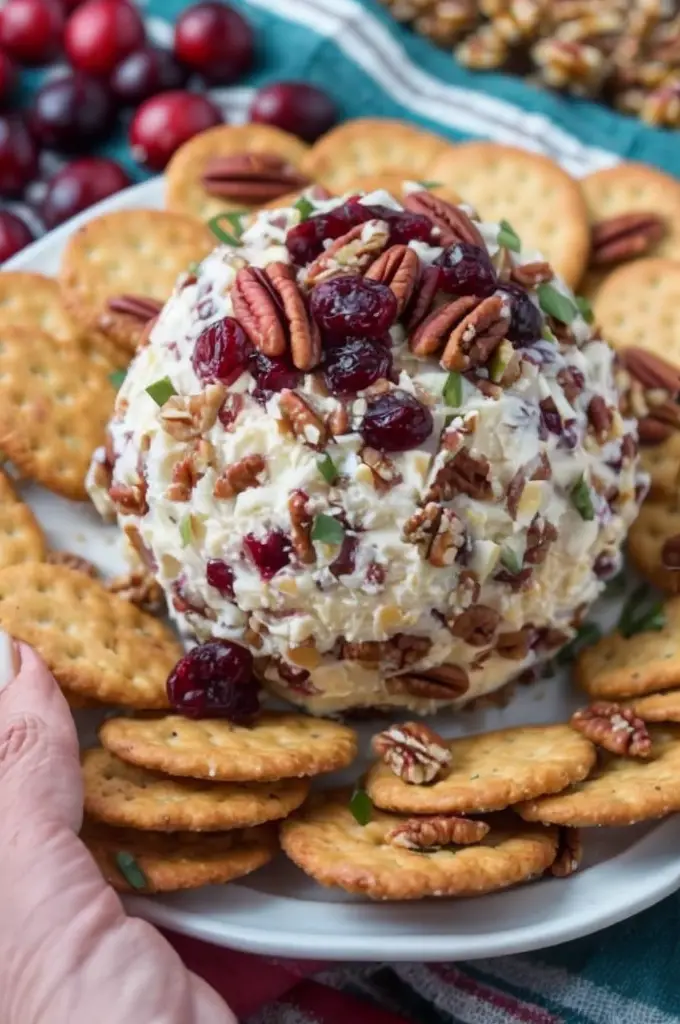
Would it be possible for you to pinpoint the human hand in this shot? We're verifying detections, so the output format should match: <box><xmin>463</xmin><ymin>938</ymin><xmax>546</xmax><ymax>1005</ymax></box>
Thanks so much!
<box><xmin>0</xmin><ymin>632</ymin><xmax>236</xmax><ymax>1024</ymax></box>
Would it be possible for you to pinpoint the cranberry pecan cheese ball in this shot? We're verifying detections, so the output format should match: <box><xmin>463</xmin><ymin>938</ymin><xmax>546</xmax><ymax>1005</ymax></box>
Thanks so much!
<box><xmin>88</xmin><ymin>187</ymin><xmax>643</xmax><ymax>716</ymax></box>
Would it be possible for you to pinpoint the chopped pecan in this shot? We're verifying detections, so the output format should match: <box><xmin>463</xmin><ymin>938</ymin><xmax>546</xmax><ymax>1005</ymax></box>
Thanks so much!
<box><xmin>410</xmin><ymin>296</ymin><xmax>478</xmax><ymax>357</ymax></box>
<box><xmin>219</xmin><ymin>393</ymin><xmax>245</xmax><ymax>431</ymax></box>
<box><xmin>231</xmin><ymin>266</ymin><xmax>287</xmax><ymax>357</ymax></box>
<box><xmin>402</xmin><ymin>502</ymin><xmax>441</xmax><ymax>558</ymax></box>
<box><xmin>263</xmin><ymin>262</ymin><xmax>322</xmax><ymax>371</ymax></box>
<box><xmin>570</xmin><ymin>702</ymin><xmax>652</xmax><ymax>758</ymax></box>
<box><xmin>107</xmin><ymin>568</ymin><xmax>165</xmax><ymax>615</ymax></box>
<box><xmin>525</xmin><ymin>516</ymin><xmax>558</xmax><ymax>565</ymax></box>
<box><xmin>288</xmin><ymin>489</ymin><xmax>314</xmax><ymax>564</ymax></box>
<box><xmin>340</xmin><ymin>634</ymin><xmax>431</xmax><ymax>670</ymax></box>
<box><xmin>429</xmin><ymin>508</ymin><xmax>466</xmax><ymax>567</ymax></box>
<box><xmin>550</xmin><ymin>827</ymin><xmax>583</xmax><ymax>878</ymax></box>
<box><xmin>661</xmin><ymin>534</ymin><xmax>680</xmax><ymax>570</ymax></box>
<box><xmin>371</xmin><ymin>721</ymin><xmax>452</xmax><ymax>784</ymax></box>
<box><xmin>213</xmin><ymin>453</ymin><xmax>266</xmax><ymax>499</ymax></box>
<box><xmin>109</xmin><ymin>480</ymin><xmax>148</xmax><ymax>517</ymax></box>
<box><xmin>361</xmin><ymin>446</ymin><xmax>402</xmax><ymax>492</ymax></box>
<box><xmin>587</xmin><ymin>395</ymin><xmax>614</xmax><ymax>443</ymax></box>
<box><xmin>590</xmin><ymin>212</ymin><xmax>666</xmax><ymax>266</ymax></box>
<box><xmin>200</xmin><ymin>152</ymin><xmax>310</xmax><ymax>202</ymax></box>
<box><xmin>426</xmin><ymin>447</ymin><xmax>493</xmax><ymax>503</ymax></box>
<box><xmin>457</xmin><ymin>568</ymin><xmax>481</xmax><ymax>607</ymax></box>
<box><xmin>556</xmin><ymin>366</ymin><xmax>585</xmax><ymax>404</ymax></box>
<box><xmin>506</xmin><ymin>468</ymin><xmax>526</xmax><ymax>519</ymax></box>
<box><xmin>447</xmin><ymin>604</ymin><xmax>500</xmax><ymax>646</ymax></box>
<box><xmin>387</xmin><ymin>814</ymin><xmax>490</xmax><ymax>851</ymax></box>
<box><xmin>403</xmin><ymin>190</ymin><xmax>486</xmax><ymax>248</ymax></box>
<box><xmin>278</xmin><ymin>390</ymin><xmax>328</xmax><ymax>449</ymax></box>
<box><xmin>107</xmin><ymin>294</ymin><xmax>163</xmax><ymax>322</ymax></box>
<box><xmin>304</xmin><ymin>221</ymin><xmax>389</xmax><ymax>286</ymax></box>
<box><xmin>326</xmin><ymin>401</ymin><xmax>350</xmax><ymax>437</ymax></box>
<box><xmin>160</xmin><ymin>384</ymin><xmax>226</xmax><ymax>441</ymax></box>
<box><xmin>123</xmin><ymin>524</ymin><xmax>156</xmax><ymax>571</ymax></box>
<box><xmin>509</xmin><ymin>261</ymin><xmax>553</xmax><ymax>287</ymax></box>
<box><xmin>167</xmin><ymin>440</ymin><xmax>214</xmax><ymax>501</ymax></box>
<box><xmin>387</xmin><ymin>664</ymin><xmax>470</xmax><ymax>701</ymax></box>
<box><xmin>45</xmin><ymin>550</ymin><xmax>99</xmax><ymax>577</ymax></box>
<box><xmin>404</xmin><ymin>263</ymin><xmax>441</xmax><ymax>331</ymax></box>
<box><xmin>440</xmin><ymin>295</ymin><xmax>510</xmax><ymax>371</ymax></box>
<box><xmin>495</xmin><ymin>627</ymin><xmax>534</xmax><ymax>660</ymax></box>
<box><xmin>364</xmin><ymin>244</ymin><xmax>420</xmax><ymax>315</ymax></box>
<box><xmin>531</xmin><ymin>452</ymin><xmax>552</xmax><ymax>481</ymax></box>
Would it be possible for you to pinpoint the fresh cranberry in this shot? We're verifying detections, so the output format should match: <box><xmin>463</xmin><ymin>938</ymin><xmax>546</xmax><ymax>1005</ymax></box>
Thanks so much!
<box><xmin>250</xmin><ymin>81</ymin><xmax>336</xmax><ymax>143</ymax></box>
<box><xmin>248</xmin><ymin>350</ymin><xmax>301</xmax><ymax>395</ymax></box>
<box><xmin>174</xmin><ymin>1</ymin><xmax>253</xmax><ymax>85</ymax></box>
<box><xmin>110</xmin><ymin>45</ymin><xmax>187</xmax><ymax>105</ymax></box>
<box><xmin>41</xmin><ymin>156</ymin><xmax>129</xmax><ymax>227</ymax></box>
<box><xmin>323</xmin><ymin>338</ymin><xmax>392</xmax><ymax>396</ymax></box>
<box><xmin>310</xmin><ymin>276</ymin><xmax>397</xmax><ymax>340</ymax></box>
<box><xmin>0</xmin><ymin>52</ymin><xmax>18</xmax><ymax>105</ymax></box>
<box><xmin>0</xmin><ymin>0</ymin><xmax>64</xmax><ymax>65</ymax></box>
<box><xmin>167</xmin><ymin>640</ymin><xmax>259</xmax><ymax>721</ymax></box>
<box><xmin>360</xmin><ymin>390</ymin><xmax>433</xmax><ymax>452</ymax></box>
<box><xmin>129</xmin><ymin>90</ymin><xmax>223</xmax><ymax>171</ymax></box>
<box><xmin>192</xmin><ymin>316</ymin><xmax>252</xmax><ymax>386</ymax></box>
<box><xmin>65</xmin><ymin>0</ymin><xmax>145</xmax><ymax>77</ymax></box>
<box><xmin>0</xmin><ymin>115</ymin><xmax>38</xmax><ymax>196</ymax></box>
<box><xmin>329</xmin><ymin>534</ymin><xmax>358</xmax><ymax>577</ymax></box>
<box><xmin>0</xmin><ymin>210</ymin><xmax>33</xmax><ymax>261</ymax></box>
<box><xmin>435</xmin><ymin>242</ymin><xmax>497</xmax><ymax>297</ymax></box>
<box><xmin>244</xmin><ymin>530</ymin><xmax>291</xmax><ymax>580</ymax></box>
<box><xmin>285</xmin><ymin>202</ymin><xmax>372</xmax><ymax>265</ymax></box>
<box><xmin>206</xmin><ymin>558</ymin><xmax>235</xmax><ymax>598</ymax></box>
<box><xmin>498</xmin><ymin>282</ymin><xmax>542</xmax><ymax>346</ymax></box>
<box><xmin>31</xmin><ymin>71</ymin><xmax>116</xmax><ymax>150</ymax></box>
<box><xmin>357</xmin><ymin>201</ymin><xmax>433</xmax><ymax>245</ymax></box>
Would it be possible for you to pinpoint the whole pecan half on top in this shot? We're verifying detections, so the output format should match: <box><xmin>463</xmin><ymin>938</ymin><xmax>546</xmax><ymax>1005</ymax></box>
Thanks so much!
<box><xmin>231</xmin><ymin>266</ymin><xmax>287</xmax><ymax>357</ymax></box>
<box><xmin>278</xmin><ymin>389</ymin><xmax>328</xmax><ymax>449</ymax></box>
<box><xmin>386</xmin><ymin>664</ymin><xmax>470</xmax><ymax>701</ymax></box>
<box><xmin>550</xmin><ymin>827</ymin><xmax>583</xmax><ymax>878</ymax></box>
<box><xmin>200</xmin><ymin>152</ymin><xmax>311</xmax><ymax>203</ymax></box>
<box><xmin>387</xmin><ymin>814</ymin><xmax>490</xmax><ymax>851</ymax></box>
<box><xmin>372</xmin><ymin>721</ymin><xmax>452</xmax><ymax>784</ymax></box>
<box><xmin>587</xmin><ymin>395</ymin><xmax>614</xmax><ymax>443</ymax></box>
<box><xmin>440</xmin><ymin>295</ymin><xmax>510</xmax><ymax>371</ymax></box>
<box><xmin>590</xmin><ymin>212</ymin><xmax>666</xmax><ymax>267</ymax></box>
<box><xmin>304</xmin><ymin>221</ymin><xmax>389</xmax><ymax>287</ymax></box>
<box><xmin>364</xmin><ymin>244</ymin><xmax>420</xmax><ymax>316</ymax></box>
<box><xmin>403</xmin><ymin>190</ymin><xmax>486</xmax><ymax>248</ymax></box>
<box><xmin>570</xmin><ymin>702</ymin><xmax>652</xmax><ymax>758</ymax></box>
<box><xmin>264</xmin><ymin>261</ymin><xmax>321</xmax><ymax>370</ymax></box>
<box><xmin>617</xmin><ymin>346</ymin><xmax>680</xmax><ymax>444</ymax></box>
<box><xmin>410</xmin><ymin>295</ymin><xmax>479</xmax><ymax>357</ymax></box>
<box><xmin>404</xmin><ymin>263</ymin><xmax>441</xmax><ymax>332</ymax></box>
<box><xmin>107</xmin><ymin>294</ymin><xmax>163</xmax><ymax>322</ymax></box>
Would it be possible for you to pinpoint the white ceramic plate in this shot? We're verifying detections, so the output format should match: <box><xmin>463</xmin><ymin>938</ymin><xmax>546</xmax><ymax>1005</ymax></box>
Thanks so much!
<box><xmin>7</xmin><ymin>177</ymin><xmax>680</xmax><ymax>962</ymax></box>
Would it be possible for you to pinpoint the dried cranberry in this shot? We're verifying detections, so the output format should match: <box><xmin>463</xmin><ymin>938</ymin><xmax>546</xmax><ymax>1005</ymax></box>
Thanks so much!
<box><xmin>206</xmin><ymin>558</ymin><xmax>235</xmax><ymax>598</ymax></box>
<box><xmin>244</xmin><ymin>530</ymin><xmax>291</xmax><ymax>580</ymax></box>
<box><xmin>167</xmin><ymin>640</ymin><xmax>259</xmax><ymax>722</ymax></box>
<box><xmin>323</xmin><ymin>337</ymin><xmax>392</xmax><ymax>396</ymax></box>
<box><xmin>435</xmin><ymin>242</ymin><xmax>497</xmax><ymax>297</ymax></box>
<box><xmin>285</xmin><ymin>202</ymin><xmax>372</xmax><ymax>265</ymax></box>
<box><xmin>192</xmin><ymin>316</ymin><xmax>251</xmax><ymax>385</ymax></box>
<box><xmin>248</xmin><ymin>350</ymin><xmax>301</xmax><ymax>395</ymax></box>
<box><xmin>357</xmin><ymin>201</ymin><xmax>432</xmax><ymax>245</ymax></box>
<box><xmin>329</xmin><ymin>534</ymin><xmax>358</xmax><ymax>577</ymax></box>
<box><xmin>174</xmin><ymin>1</ymin><xmax>254</xmax><ymax>85</ymax></box>
<box><xmin>250</xmin><ymin>81</ymin><xmax>337</xmax><ymax>143</ymax></box>
<box><xmin>593</xmin><ymin>552</ymin><xmax>617</xmax><ymax>579</ymax></box>
<box><xmin>497</xmin><ymin>282</ymin><xmax>542</xmax><ymax>346</ymax></box>
<box><xmin>360</xmin><ymin>390</ymin><xmax>433</xmax><ymax>452</ymax></box>
<box><xmin>310</xmin><ymin>275</ymin><xmax>397</xmax><ymax>340</ymax></box>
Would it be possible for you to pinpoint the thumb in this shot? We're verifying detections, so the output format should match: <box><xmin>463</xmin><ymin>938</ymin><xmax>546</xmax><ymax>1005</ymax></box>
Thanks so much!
<box><xmin>0</xmin><ymin>634</ymin><xmax>83</xmax><ymax>834</ymax></box>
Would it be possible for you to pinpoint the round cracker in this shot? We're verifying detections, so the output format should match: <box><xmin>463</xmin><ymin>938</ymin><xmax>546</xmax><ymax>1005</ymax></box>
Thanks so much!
<box><xmin>0</xmin><ymin>272</ymin><xmax>79</xmax><ymax>343</ymax></box>
<box><xmin>366</xmin><ymin>724</ymin><xmax>595</xmax><ymax>815</ymax></box>
<box><xmin>640</xmin><ymin>430</ymin><xmax>680</xmax><ymax>500</ymax></box>
<box><xmin>594</xmin><ymin>258</ymin><xmax>680</xmax><ymax>365</ymax></box>
<box><xmin>81</xmin><ymin>819</ymin><xmax>277</xmax><ymax>893</ymax></box>
<box><xmin>166</xmin><ymin>123</ymin><xmax>310</xmax><ymax>221</ymax></box>
<box><xmin>0</xmin><ymin>563</ymin><xmax>180</xmax><ymax>708</ymax></box>
<box><xmin>0</xmin><ymin>327</ymin><xmax>115</xmax><ymax>501</ymax></box>
<box><xmin>99</xmin><ymin>711</ymin><xmax>358</xmax><ymax>783</ymax></box>
<box><xmin>281</xmin><ymin>789</ymin><xmax>558</xmax><ymax>900</ymax></box>
<box><xmin>337</xmin><ymin>174</ymin><xmax>461</xmax><ymax>206</ymax></box>
<box><xmin>60</xmin><ymin>209</ymin><xmax>213</xmax><ymax>354</ymax></box>
<box><xmin>431</xmin><ymin>142</ymin><xmax>590</xmax><ymax>287</ymax></box>
<box><xmin>517</xmin><ymin>726</ymin><xmax>680</xmax><ymax>826</ymax></box>
<box><xmin>625</xmin><ymin>691</ymin><xmax>680</xmax><ymax>723</ymax></box>
<box><xmin>0</xmin><ymin>468</ymin><xmax>46</xmax><ymax>569</ymax></box>
<box><xmin>301</xmin><ymin>119</ymin><xmax>451</xmax><ymax>194</ymax></box>
<box><xmin>627</xmin><ymin>497</ymin><xmax>680</xmax><ymax>595</ymax></box>
<box><xmin>82</xmin><ymin>747</ymin><xmax>310</xmax><ymax>831</ymax></box>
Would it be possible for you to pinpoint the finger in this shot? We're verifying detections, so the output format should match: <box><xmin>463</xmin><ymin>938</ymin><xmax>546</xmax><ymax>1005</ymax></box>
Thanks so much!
<box><xmin>190</xmin><ymin>974</ymin><xmax>238</xmax><ymax>1024</ymax></box>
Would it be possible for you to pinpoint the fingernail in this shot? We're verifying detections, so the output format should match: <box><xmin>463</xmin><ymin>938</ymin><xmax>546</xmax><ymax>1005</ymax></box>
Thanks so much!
<box><xmin>0</xmin><ymin>631</ymin><xmax>20</xmax><ymax>692</ymax></box>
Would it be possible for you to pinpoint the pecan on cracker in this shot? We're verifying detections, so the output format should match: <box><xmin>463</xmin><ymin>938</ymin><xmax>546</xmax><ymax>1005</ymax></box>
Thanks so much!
<box><xmin>617</xmin><ymin>347</ymin><xmax>680</xmax><ymax>444</ymax></box>
<box><xmin>288</xmin><ymin>488</ymin><xmax>314</xmax><ymax>564</ymax></box>
<box><xmin>372</xmin><ymin>721</ymin><xmax>452</xmax><ymax>784</ymax></box>
<box><xmin>200</xmin><ymin>152</ymin><xmax>310</xmax><ymax>203</ymax></box>
<box><xmin>278</xmin><ymin>390</ymin><xmax>328</xmax><ymax>449</ymax></box>
<box><xmin>231</xmin><ymin>266</ymin><xmax>287</xmax><ymax>357</ymax></box>
<box><xmin>387</xmin><ymin>664</ymin><xmax>470</xmax><ymax>701</ymax></box>
<box><xmin>45</xmin><ymin>550</ymin><xmax>99</xmax><ymax>578</ymax></box>
<box><xmin>441</xmin><ymin>295</ymin><xmax>510</xmax><ymax>372</ymax></box>
<box><xmin>107</xmin><ymin>294</ymin><xmax>163</xmax><ymax>322</ymax></box>
<box><xmin>590</xmin><ymin>212</ymin><xmax>666</xmax><ymax>267</ymax></box>
<box><xmin>304</xmin><ymin>221</ymin><xmax>389</xmax><ymax>287</ymax></box>
<box><xmin>108</xmin><ymin>568</ymin><xmax>165</xmax><ymax>615</ymax></box>
<box><xmin>263</xmin><ymin>262</ymin><xmax>322</xmax><ymax>371</ymax></box>
<box><xmin>213</xmin><ymin>453</ymin><xmax>266</xmax><ymax>499</ymax></box>
<box><xmin>387</xmin><ymin>814</ymin><xmax>490</xmax><ymax>851</ymax></box>
<box><xmin>550</xmin><ymin>826</ymin><xmax>583</xmax><ymax>879</ymax></box>
<box><xmin>160</xmin><ymin>384</ymin><xmax>226</xmax><ymax>442</ymax></box>
<box><xmin>360</xmin><ymin>446</ymin><xmax>402</xmax><ymax>492</ymax></box>
<box><xmin>570</xmin><ymin>702</ymin><xmax>652</xmax><ymax>758</ymax></box>
<box><xmin>403</xmin><ymin>190</ymin><xmax>486</xmax><ymax>248</ymax></box>
<box><xmin>447</xmin><ymin>604</ymin><xmax>500</xmax><ymax>647</ymax></box>
<box><xmin>365</xmin><ymin>244</ymin><xmax>420</xmax><ymax>315</ymax></box>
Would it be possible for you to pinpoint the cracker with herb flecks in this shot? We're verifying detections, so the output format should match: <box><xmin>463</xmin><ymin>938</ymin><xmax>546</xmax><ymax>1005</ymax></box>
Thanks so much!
<box><xmin>594</xmin><ymin>258</ymin><xmax>680</xmax><ymax>366</ymax></box>
<box><xmin>628</xmin><ymin>497</ymin><xmax>680</xmax><ymax>594</ymax></box>
<box><xmin>0</xmin><ymin>468</ymin><xmax>46</xmax><ymax>569</ymax></box>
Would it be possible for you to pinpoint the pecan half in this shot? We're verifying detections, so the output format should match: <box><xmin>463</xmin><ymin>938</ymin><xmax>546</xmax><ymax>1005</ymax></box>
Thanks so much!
<box><xmin>108</xmin><ymin>568</ymin><xmax>165</xmax><ymax>615</ymax></box>
<box><xmin>288</xmin><ymin>489</ymin><xmax>314</xmax><ymax>564</ymax></box>
<box><xmin>387</xmin><ymin>664</ymin><xmax>470</xmax><ymax>701</ymax></box>
<box><xmin>213</xmin><ymin>453</ymin><xmax>266</xmax><ymax>499</ymax></box>
<box><xmin>570</xmin><ymin>702</ymin><xmax>652</xmax><ymax>758</ymax></box>
<box><xmin>364</xmin><ymin>244</ymin><xmax>420</xmax><ymax>315</ymax></box>
<box><xmin>441</xmin><ymin>295</ymin><xmax>510</xmax><ymax>371</ymax></box>
<box><xmin>231</xmin><ymin>266</ymin><xmax>287</xmax><ymax>357</ymax></box>
<box><xmin>387</xmin><ymin>814</ymin><xmax>490</xmax><ymax>851</ymax></box>
<box><xmin>447</xmin><ymin>605</ymin><xmax>500</xmax><ymax>647</ymax></box>
<box><xmin>587</xmin><ymin>395</ymin><xmax>614</xmax><ymax>443</ymax></box>
<box><xmin>160</xmin><ymin>384</ymin><xmax>226</xmax><ymax>441</ymax></box>
<box><xmin>404</xmin><ymin>263</ymin><xmax>441</xmax><ymax>331</ymax></box>
<box><xmin>263</xmin><ymin>262</ymin><xmax>321</xmax><ymax>371</ymax></box>
<box><xmin>619</xmin><ymin>346</ymin><xmax>680</xmax><ymax>394</ymax></box>
<box><xmin>304</xmin><ymin>221</ymin><xmax>389</xmax><ymax>286</ymax></box>
<box><xmin>495</xmin><ymin>627</ymin><xmax>534</xmax><ymax>660</ymax></box>
<box><xmin>167</xmin><ymin>440</ymin><xmax>214</xmax><ymax>501</ymax></box>
<box><xmin>200</xmin><ymin>152</ymin><xmax>310</xmax><ymax>202</ymax></box>
<box><xmin>510</xmin><ymin>261</ymin><xmax>553</xmax><ymax>287</ymax></box>
<box><xmin>550</xmin><ymin>827</ymin><xmax>583</xmax><ymax>878</ymax></box>
<box><xmin>278</xmin><ymin>390</ymin><xmax>328</xmax><ymax>449</ymax></box>
<box><xmin>107</xmin><ymin>294</ymin><xmax>163</xmax><ymax>322</ymax></box>
<box><xmin>661</xmin><ymin>534</ymin><xmax>680</xmax><ymax>570</ymax></box>
<box><xmin>403</xmin><ymin>190</ymin><xmax>486</xmax><ymax>248</ymax></box>
<box><xmin>361</xmin><ymin>446</ymin><xmax>402</xmax><ymax>492</ymax></box>
<box><xmin>45</xmin><ymin>551</ymin><xmax>99</xmax><ymax>577</ymax></box>
<box><xmin>426</xmin><ymin>447</ymin><xmax>493</xmax><ymax>503</ymax></box>
<box><xmin>371</xmin><ymin>721</ymin><xmax>452</xmax><ymax>784</ymax></box>
<box><xmin>590</xmin><ymin>212</ymin><xmax>665</xmax><ymax>266</ymax></box>
<box><xmin>410</xmin><ymin>296</ymin><xmax>478</xmax><ymax>357</ymax></box>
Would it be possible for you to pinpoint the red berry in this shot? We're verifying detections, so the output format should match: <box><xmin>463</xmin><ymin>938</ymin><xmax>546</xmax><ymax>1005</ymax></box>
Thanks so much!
<box><xmin>166</xmin><ymin>640</ymin><xmax>259</xmax><ymax>721</ymax></box>
<box><xmin>244</xmin><ymin>530</ymin><xmax>291</xmax><ymax>580</ymax></box>
<box><xmin>358</xmin><ymin>200</ymin><xmax>433</xmax><ymax>245</ymax></box>
<box><xmin>0</xmin><ymin>210</ymin><xmax>33</xmax><ymax>261</ymax></box>
<box><xmin>0</xmin><ymin>115</ymin><xmax>38</xmax><ymax>196</ymax></box>
<box><xmin>285</xmin><ymin>201</ymin><xmax>372</xmax><ymax>265</ymax></box>
<box><xmin>31</xmin><ymin>71</ymin><xmax>116</xmax><ymax>150</ymax></box>
<box><xmin>205</xmin><ymin>558</ymin><xmax>235</xmax><ymax>598</ymax></box>
<box><xmin>497</xmin><ymin>282</ymin><xmax>543</xmax><ymax>346</ymax></box>
<box><xmin>174</xmin><ymin>1</ymin><xmax>253</xmax><ymax>85</ymax></box>
<box><xmin>248</xmin><ymin>350</ymin><xmax>301</xmax><ymax>396</ymax></box>
<box><xmin>311</xmin><ymin>276</ymin><xmax>397</xmax><ymax>340</ymax></box>
<box><xmin>360</xmin><ymin>390</ymin><xmax>433</xmax><ymax>452</ymax></box>
<box><xmin>41</xmin><ymin>156</ymin><xmax>129</xmax><ymax>228</ymax></box>
<box><xmin>250</xmin><ymin>81</ymin><xmax>336</xmax><ymax>143</ymax></box>
<box><xmin>0</xmin><ymin>0</ymin><xmax>64</xmax><ymax>66</ymax></box>
<box><xmin>65</xmin><ymin>0</ymin><xmax>145</xmax><ymax>77</ymax></box>
<box><xmin>192</xmin><ymin>316</ymin><xmax>251</xmax><ymax>385</ymax></box>
<box><xmin>110</xmin><ymin>45</ymin><xmax>187</xmax><ymax>106</ymax></box>
<box><xmin>0</xmin><ymin>51</ymin><xmax>18</xmax><ymax>105</ymax></box>
<box><xmin>129</xmin><ymin>90</ymin><xmax>222</xmax><ymax>171</ymax></box>
<box><xmin>435</xmin><ymin>242</ymin><xmax>497</xmax><ymax>297</ymax></box>
<box><xmin>323</xmin><ymin>338</ymin><xmax>393</xmax><ymax>396</ymax></box>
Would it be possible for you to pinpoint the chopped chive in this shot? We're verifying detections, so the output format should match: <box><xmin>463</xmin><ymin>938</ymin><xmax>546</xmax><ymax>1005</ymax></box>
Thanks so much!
<box><xmin>443</xmin><ymin>370</ymin><xmax>463</xmax><ymax>407</ymax></box>
<box><xmin>541</xmin><ymin>324</ymin><xmax>557</xmax><ymax>343</ymax></box>
<box><xmin>500</xmin><ymin>545</ymin><xmax>522</xmax><ymax>575</ymax></box>
<box><xmin>179</xmin><ymin>515</ymin><xmax>193</xmax><ymax>548</ymax></box>
<box><xmin>109</xmin><ymin>369</ymin><xmax>126</xmax><ymax>390</ymax></box>
<box><xmin>489</xmin><ymin>340</ymin><xmax>513</xmax><ymax>383</ymax></box>
<box><xmin>311</xmin><ymin>513</ymin><xmax>345</xmax><ymax>545</ymax></box>
<box><xmin>115</xmin><ymin>851</ymin><xmax>148</xmax><ymax>891</ymax></box>
<box><xmin>556</xmin><ymin>622</ymin><xmax>602</xmax><ymax>664</ymax></box>
<box><xmin>349</xmin><ymin>787</ymin><xmax>373</xmax><ymax>826</ymax></box>
<box><xmin>570</xmin><ymin>475</ymin><xmax>595</xmax><ymax>521</ymax></box>
<box><xmin>317</xmin><ymin>452</ymin><xmax>338</xmax><ymax>485</ymax></box>
<box><xmin>293</xmin><ymin>195</ymin><xmax>315</xmax><ymax>221</ymax></box>
<box><xmin>207</xmin><ymin>210</ymin><xmax>247</xmax><ymax>246</ymax></box>
<box><xmin>618</xmin><ymin>584</ymin><xmax>666</xmax><ymax>638</ymax></box>
<box><xmin>418</xmin><ymin>180</ymin><xmax>443</xmax><ymax>190</ymax></box>
<box><xmin>187</xmin><ymin>260</ymin><xmax>200</xmax><ymax>275</ymax></box>
<box><xmin>146</xmin><ymin>376</ymin><xmax>176</xmax><ymax>406</ymax></box>
<box><xmin>537</xmin><ymin>283</ymin><xmax>577</xmax><ymax>325</ymax></box>
<box><xmin>575</xmin><ymin>294</ymin><xmax>594</xmax><ymax>323</ymax></box>
<box><xmin>497</xmin><ymin>219</ymin><xmax>521</xmax><ymax>252</ymax></box>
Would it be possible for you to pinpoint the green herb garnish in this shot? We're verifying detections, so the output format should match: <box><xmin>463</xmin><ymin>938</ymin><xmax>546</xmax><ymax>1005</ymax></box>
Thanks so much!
<box><xmin>556</xmin><ymin>622</ymin><xmax>602</xmax><ymax>665</ymax></box>
<box><xmin>418</xmin><ymin>180</ymin><xmax>443</xmax><ymax>190</ymax></box>
<box><xmin>570</xmin><ymin>475</ymin><xmax>595</xmax><ymax>521</ymax></box>
<box><xmin>317</xmin><ymin>452</ymin><xmax>338</xmax><ymax>485</ymax></box>
<box><xmin>537</xmin><ymin>283</ymin><xmax>577</xmax><ymax>325</ymax></box>
<box><xmin>618</xmin><ymin>584</ymin><xmax>667</xmax><ymax>639</ymax></box>
<box><xmin>179</xmin><ymin>515</ymin><xmax>193</xmax><ymax>548</ymax></box>
<box><xmin>293</xmin><ymin>196</ymin><xmax>315</xmax><ymax>221</ymax></box>
<box><xmin>115</xmin><ymin>851</ymin><xmax>148</xmax><ymax>891</ymax></box>
<box><xmin>541</xmin><ymin>324</ymin><xmax>557</xmax><ymax>343</ymax></box>
<box><xmin>497</xmin><ymin>219</ymin><xmax>521</xmax><ymax>253</ymax></box>
<box><xmin>186</xmin><ymin>260</ymin><xmax>200</xmax><ymax>275</ymax></box>
<box><xmin>145</xmin><ymin>376</ymin><xmax>176</xmax><ymax>406</ymax></box>
<box><xmin>443</xmin><ymin>371</ymin><xmax>463</xmax><ymax>408</ymax></box>
<box><xmin>109</xmin><ymin>369</ymin><xmax>126</xmax><ymax>390</ymax></box>
<box><xmin>489</xmin><ymin>339</ymin><xmax>513</xmax><ymax>383</ymax></box>
<box><xmin>311</xmin><ymin>513</ymin><xmax>345</xmax><ymax>545</ymax></box>
<box><xmin>575</xmin><ymin>294</ymin><xmax>594</xmax><ymax>323</ymax></box>
<box><xmin>349</xmin><ymin>787</ymin><xmax>373</xmax><ymax>826</ymax></box>
<box><xmin>207</xmin><ymin>210</ymin><xmax>247</xmax><ymax>246</ymax></box>
<box><xmin>500</xmin><ymin>545</ymin><xmax>523</xmax><ymax>575</ymax></box>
